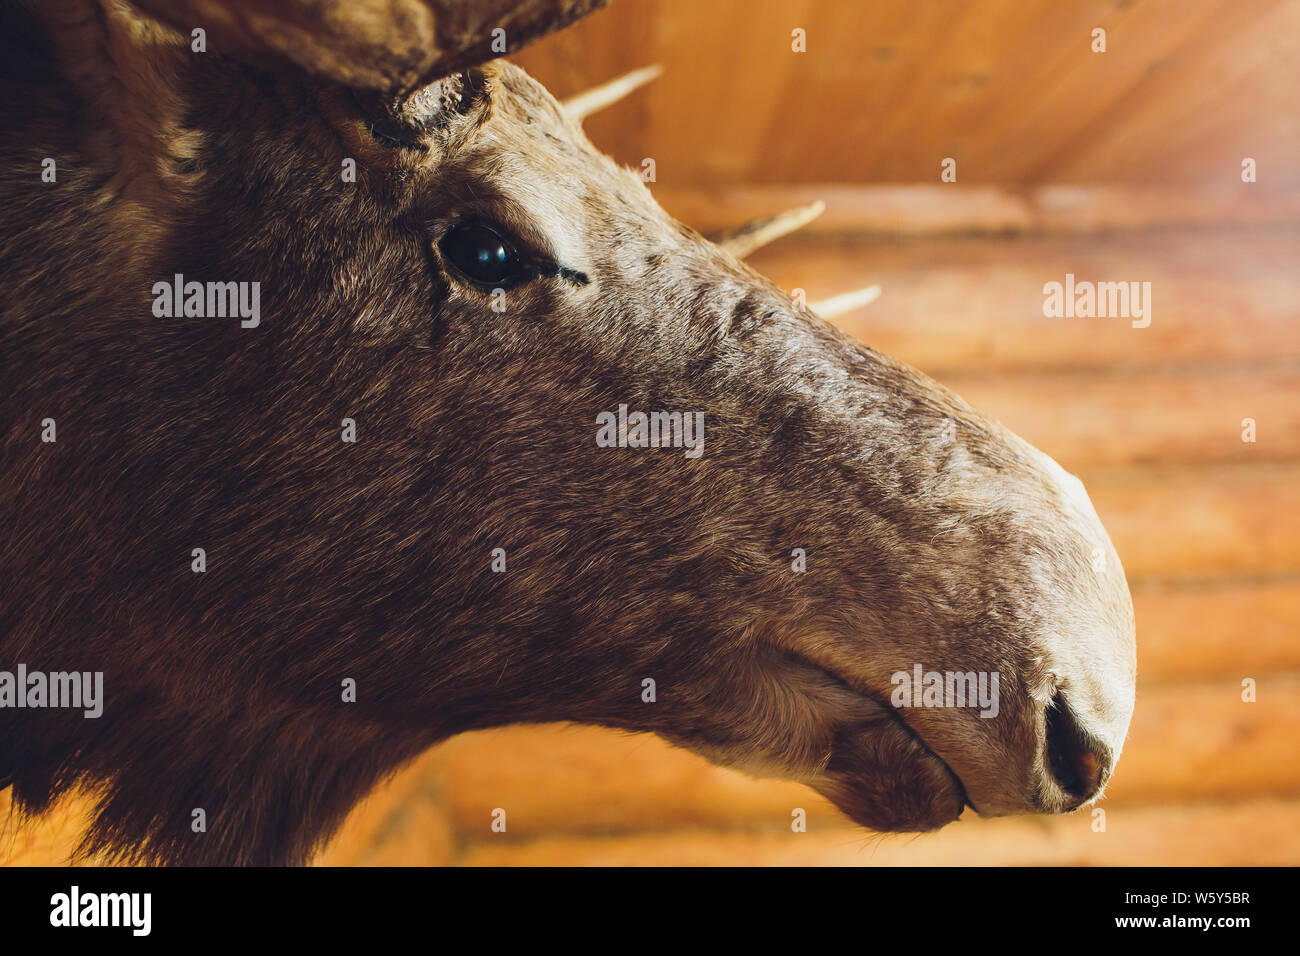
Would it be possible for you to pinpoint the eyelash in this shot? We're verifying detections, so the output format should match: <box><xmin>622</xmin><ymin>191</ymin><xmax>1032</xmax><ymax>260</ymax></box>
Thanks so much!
<box><xmin>367</xmin><ymin>120</ymin><xmax>427</xmax><ymax>151</ymax></box>
<box><xmin>434</xmin><ymin>218</ymin><xmax>590</xmax><ymax>289</ymax></box>
<box><xmin>531</xmin><ymin>259</ymin><xmax>591</xmax><ymax>287</ymax></box>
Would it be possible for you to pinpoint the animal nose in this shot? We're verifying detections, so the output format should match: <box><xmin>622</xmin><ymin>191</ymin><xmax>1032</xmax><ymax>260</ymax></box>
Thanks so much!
<box><xmin>1044</xmin><ymin>692</ymin><xmax>1112</xmax><ymax>809</ymax></box>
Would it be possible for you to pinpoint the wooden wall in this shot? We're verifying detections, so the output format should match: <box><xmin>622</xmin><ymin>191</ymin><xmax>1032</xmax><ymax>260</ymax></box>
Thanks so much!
<box><xmin>4</xmin><ymin>0</ymin><xmax>1297</xmax><ymax>866</ymax></box>
<box><xmin>512</xmin><ymin>0</ymin><xmax>1300</xmax><ymax>191</ymax></box>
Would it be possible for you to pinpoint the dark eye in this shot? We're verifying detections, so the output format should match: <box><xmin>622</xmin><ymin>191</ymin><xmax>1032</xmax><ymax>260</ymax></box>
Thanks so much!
<box><xmin>438</xmin><ymin>222</ymin><xmax>525</xmax><ymax>287</ymax></box>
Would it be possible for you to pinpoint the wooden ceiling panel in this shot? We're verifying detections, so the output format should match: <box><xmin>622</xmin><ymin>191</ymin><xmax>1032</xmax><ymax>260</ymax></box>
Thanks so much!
<box><xmin>511</xmin><ymin>0</ymin><xmax>1300</xmax><ymax>190</ymax></box>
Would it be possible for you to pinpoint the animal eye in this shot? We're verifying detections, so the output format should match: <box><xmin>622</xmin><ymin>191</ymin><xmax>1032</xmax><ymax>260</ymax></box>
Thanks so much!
<box><xmin>438</xmin><ymin>222</ymin><xmax>525</xmax><ymax>287</ymax></box>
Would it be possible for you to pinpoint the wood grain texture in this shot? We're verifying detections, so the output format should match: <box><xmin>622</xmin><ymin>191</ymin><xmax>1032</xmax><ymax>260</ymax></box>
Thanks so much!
<box><xmin>418</xmin><ymin>678</ymin><xmax>1300</xmax><ymax>837</ymax></box>
<box><xmin>1083</xmin><ymin>463</ymin><xmax>1299</xmax><ymax>579</ymax></box>
<box><xmin>1134</xmin><ymin>579</ymin><xmax>1300</xmax><ymax>681</ymax></box>
<box><xmin>654</xmin><ymin>185</ymin><xmax>1300</xmax><ymax>236</ymax></box>
<box><xmin>511</xmin><ymin>0</ymin><xmax>1300</xmax><ymax>192</ymax></box>
<box><xmin>455</xmin><ymin>798</ymin><xmax>1300</xmax><ymax>866</ymax></box>
<box><xmin>746</xmin><ymin>228</ymin><xmax>1300</xmax><ymax>375</ymax></box>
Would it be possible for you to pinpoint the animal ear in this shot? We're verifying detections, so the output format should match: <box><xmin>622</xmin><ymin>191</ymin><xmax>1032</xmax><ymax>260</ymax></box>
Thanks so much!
<box><xmin>127</xmin><ymin>0</ymin><xmax>609</xmax><ymax>92</ymax></box>
<box><xmin>316</xmin><ymin>69</ymin><xmax>494</xmax><ymax>169</ymax></box>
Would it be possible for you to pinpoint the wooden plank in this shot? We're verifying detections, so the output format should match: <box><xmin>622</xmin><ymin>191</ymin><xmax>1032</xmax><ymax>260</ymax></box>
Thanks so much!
<box><xmin>513</xmin><ymin>0</ymin><xmax>1300</xmax><ymax>193</ymax></box>
<box><xmin>313</xmin><ymin>751</ymin><xmax>454</xmax><ymax>867</ymax></box>
<box><xmin>745</xmin><ymin>228</ymin><xmax>1300</xmax><ymax>373</ymax></box>
<box><xmin>946</xmin><ymin>367</ymin><xmax>1300</xmax><ymax>470</ymax></box>
<box><xmin>1084</xmin><ymin>464</ymin><xmax>1300</xmax><ymax>579</ymax></box>
<box><xmin>433</xmin><ymin>724</ymin><xmax>830</xmax><ymax>836</ymax></box>
<box><xmin>1134</xmin><ymin>579</ymin><xmax>1300</xmax><ymax>681</ymax></box>
<box><xmin>1108</xmin><ymin>675</ymin><xmax>1300</xmax><ymax>805</ymax></box>
<box><xmin>459</xmin><ymin>798</ymin><xmax>1300</xmax><ymax>866</ymax></box>
<box><xmin>654</xmin><ymin>185</ymin><xmax>1300</xmax><ymax>236</ymax></box>
<box><xmin>432</xmin><ymin>675</ymin><xmax>1300</xmax><ymax>837</ymax></box>
<box><xmin>1045</xmin><ymin>1</ymin><xmax>1300</xmax><ymax>190</ymax></box>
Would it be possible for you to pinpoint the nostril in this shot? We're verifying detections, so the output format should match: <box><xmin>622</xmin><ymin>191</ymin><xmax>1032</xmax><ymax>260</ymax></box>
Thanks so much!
<box><xmin>1045</xmin><ymin>692</ymin><xmax>1110</xmax><ymax>806</ymax></box>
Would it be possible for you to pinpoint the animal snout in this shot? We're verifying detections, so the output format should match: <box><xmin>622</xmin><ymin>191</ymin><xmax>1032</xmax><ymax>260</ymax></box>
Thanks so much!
<box><xmin>1044</xmin><ymin>691</ymin><xmax>1113</xmax><ymax>809</ymax></box>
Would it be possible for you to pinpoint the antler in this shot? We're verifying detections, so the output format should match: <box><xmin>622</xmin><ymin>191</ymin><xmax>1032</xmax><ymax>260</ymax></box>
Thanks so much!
<box><xmin>711</xmin><ymin>201</ymin><xmax>826</xmax><ymax>258</ymax></box>
<box><xmin>128</xmin><ymin>0</ymin><xmax>610</xmax><ymax>91</ymax></box>
<box><xmin>810</xmin><ymin>285</ymin><xmax>882</xmax><ymax>318</ymax></box>
<box><xmin>562</xmin><ymin>65</ymin><xmax>664</xmax><ymax>122</ymax></box>
<box><xmin>706</xmin><ymin>203</ymin><xmax>878</xmax><ymax>314</ymax></box>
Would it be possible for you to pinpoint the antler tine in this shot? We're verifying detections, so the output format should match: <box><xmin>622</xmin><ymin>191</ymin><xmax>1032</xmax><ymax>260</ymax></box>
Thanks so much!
<box><xmin>711</xmin><ymin>200</ymin><xmax>826</xmax><ymax>258</ymax></box>
<box><xmin>563</xmin><ymin>64</ymin><xmax>664</xmax><ymax>122</ymax></box>
<box><xmin>809</xmin><ymin>285</ymin><xmax>882</xmax><ymax>318</ymax></box>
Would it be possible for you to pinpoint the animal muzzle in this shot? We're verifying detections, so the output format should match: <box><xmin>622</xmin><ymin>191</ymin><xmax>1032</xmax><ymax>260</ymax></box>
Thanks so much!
<box><xmin>779</xmin><ymin>381</ymin><xmax>1137</xmax><ymax>830</ymax></box>
<box><xmin>1043</xmin><ymin>689</ymin><xmax>1115</xmax><ymax>810</ymax></box>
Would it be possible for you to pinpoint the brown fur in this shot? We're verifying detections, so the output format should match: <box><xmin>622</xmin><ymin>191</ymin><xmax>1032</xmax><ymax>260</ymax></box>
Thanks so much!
<box><xmin>0</xmin><ymin>0</ymin><xmax>1135</xmax><ymax>865</ymax></box>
